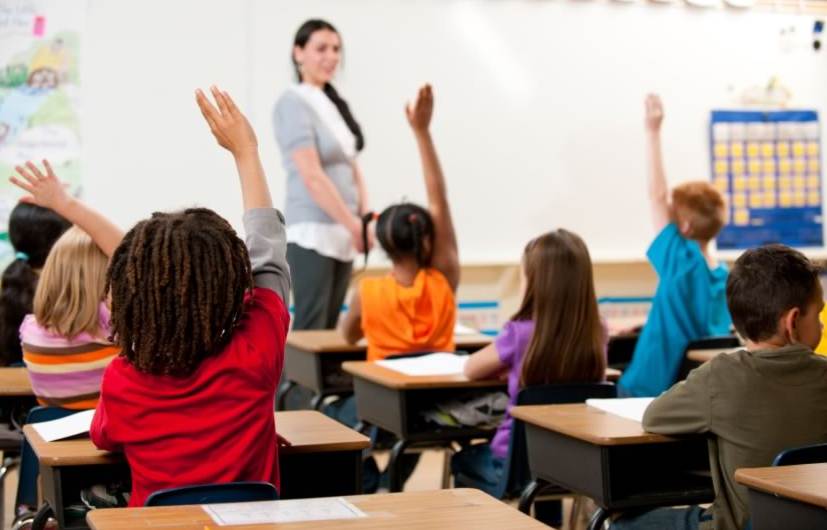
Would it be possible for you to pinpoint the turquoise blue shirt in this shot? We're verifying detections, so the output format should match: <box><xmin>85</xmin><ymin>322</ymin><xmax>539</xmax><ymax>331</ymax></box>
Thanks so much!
<box><xmin>619</xmin><ymin>224</ymin><xmax>731</xmax><ymax>397</ymax></box>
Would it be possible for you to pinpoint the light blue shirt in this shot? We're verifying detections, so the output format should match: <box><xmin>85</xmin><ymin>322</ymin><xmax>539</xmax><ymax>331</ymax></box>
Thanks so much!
<box><xmin>619</xmin><ymin>224</ymin><xmax>731</xmax><ymax>397</ymax></box>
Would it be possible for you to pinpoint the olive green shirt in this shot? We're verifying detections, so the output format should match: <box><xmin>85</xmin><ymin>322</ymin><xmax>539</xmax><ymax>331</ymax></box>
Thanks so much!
<box><xmin>643</xmin><ymin>345</ymin><xmax>827</xmax><ymax>530</ymax></box>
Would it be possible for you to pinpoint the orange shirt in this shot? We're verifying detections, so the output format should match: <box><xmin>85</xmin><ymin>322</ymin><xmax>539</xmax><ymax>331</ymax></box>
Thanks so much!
<box><xmin>361</xmin><ymin>268</ymin><xmax>456</xmax><ymax>361</ymax></box>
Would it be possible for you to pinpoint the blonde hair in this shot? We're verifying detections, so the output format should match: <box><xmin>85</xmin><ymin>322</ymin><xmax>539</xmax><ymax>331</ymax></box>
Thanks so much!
<box><xmin>34</xmin><ymin>227</ymin><xmax>108</xmax><ymax>338</ymax></box>
<box><xmin>671</xmin><ymin>182</ymin><xmax>726</xmax><ymax>242</ymax></box>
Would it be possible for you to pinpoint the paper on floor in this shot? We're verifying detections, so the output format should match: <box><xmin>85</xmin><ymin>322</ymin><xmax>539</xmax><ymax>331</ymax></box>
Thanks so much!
<box><xmin>32</xmin><ymin>409</ymin><xmax>96</xmax><ymax>442</ymax></box>
<box><xmin>203</xmin><ymin>498</ymin><xmax>367</xmax><ymax>526</ymax></box>
<box><xmin>377</xmin><ymin>352</ymin><xmax>468</xmax><ymax>376</ymax></box>
<box><xmin>586</xmin><ymin>397</ymin><xmax>654</xmax><ymax>423</ymax></box>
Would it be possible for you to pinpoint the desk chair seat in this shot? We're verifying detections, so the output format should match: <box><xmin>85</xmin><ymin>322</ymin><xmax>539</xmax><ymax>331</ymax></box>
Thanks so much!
<box><xmin>454</xmin><ymin>382</ymin><xmax>617</xmax><ymax>526</ymax></box>
<box><xmin>144</xmin><ymin>482</ymin><xmax>279</xmax><ymax>507</ymax></box>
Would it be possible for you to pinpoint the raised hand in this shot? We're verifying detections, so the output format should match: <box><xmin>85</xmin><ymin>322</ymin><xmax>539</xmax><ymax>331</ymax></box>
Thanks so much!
<box><xmin>405</xmin><ymin>84</ymin><xmax>434</xmax><ymax>134</ymax></box>
<box><xmin>196</xmin><ymin>86</ymin><xmax>258</xmax><ymax>157</ymax></box>
<box><xmin>645</xmin><ymin>93</ymin><xmax>664</xmax><ymax>133</ymax></box>
<box><xmin>9</xmin><ymin>159</ymin><xmax>72</xmax><ymax>212</ymax></box>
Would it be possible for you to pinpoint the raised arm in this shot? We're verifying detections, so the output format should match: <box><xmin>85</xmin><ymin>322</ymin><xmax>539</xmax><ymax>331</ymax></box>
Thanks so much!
<box><xmin>10</xmin><ymin>160</ymin><xmax>123</xmax><ymax>258</ymax></box>
<box><xmin>406</xmin><ymin>84</ymin><xmax>459</xmax><ymax>291</ymax></box>
<box><xmin>196</xmin><ymin>87</ymin><xmax>290</xmax><ymax>302</ymax></box>
<box><xmin>644</xmin><ymin>94</ymin><xmax>672</xmax><ymax>233</ymax></box>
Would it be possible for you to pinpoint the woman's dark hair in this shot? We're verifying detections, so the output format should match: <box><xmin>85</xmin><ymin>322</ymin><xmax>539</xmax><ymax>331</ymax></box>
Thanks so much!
<box><xmin>376</xmin><ymin>203</ymin><xmax>434</xmax><ymax>267</ymax></box>
<box><xmin>0</xmin><ymin>203</ymin><xmax>70</xmax><ymax>365</ymax></box>
<box><xmin>292</xmin><ymin>19</ymin><xmax>365</xmax><ymax>152</ymax></box>
<box><xmin>106</xmin><ymin>208</ymin><xmax>253</xmax><ymax>377</ymax></box>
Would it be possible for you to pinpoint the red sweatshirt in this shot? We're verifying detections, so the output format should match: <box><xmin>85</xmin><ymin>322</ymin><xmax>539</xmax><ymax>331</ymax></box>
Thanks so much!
<box><xmin>90</xmin><ymin>287</ymin><xmax>289</xmax><ymax>507</ymax></box>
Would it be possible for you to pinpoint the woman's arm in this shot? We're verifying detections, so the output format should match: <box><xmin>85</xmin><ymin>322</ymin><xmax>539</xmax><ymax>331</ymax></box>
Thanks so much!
<box><xmin>339</xmin><ymin>289</ymin><xmax>364</xmax><ymax>344</ymax></box>
<box><xmin>463</xmin><ymin>342</ymin><xmax>506</xmax><ymax>380</ymax></box>
<box><xmin>406</xmin><ymin>84</ymin><xmax>459</xmax><ymax>291</ymax></box>
<box><xmin>10</xmin><ymin>160</ymin><xmax>124</xmax><ymax>258</ymax></box>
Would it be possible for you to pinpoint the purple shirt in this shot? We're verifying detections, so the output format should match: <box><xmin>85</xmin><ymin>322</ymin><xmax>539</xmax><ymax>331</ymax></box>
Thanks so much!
<box><xmin>489</xmin><ymin>318</ymin><xmax>609</xmax><ymax>459</ymax></box>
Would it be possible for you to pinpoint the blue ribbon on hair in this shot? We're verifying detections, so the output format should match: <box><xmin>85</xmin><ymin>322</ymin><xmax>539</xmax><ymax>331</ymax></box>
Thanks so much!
<box><xmin>15</xmin><ymin>251</ymin><xmax>28</xmax><ymax>261</ymax></box>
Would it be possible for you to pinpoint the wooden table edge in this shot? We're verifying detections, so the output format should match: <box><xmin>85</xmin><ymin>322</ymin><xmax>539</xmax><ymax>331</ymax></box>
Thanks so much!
<box><xmin>341</xmin><ymin>361</ymin><xmax>505</xmax><ymax>390</ymax></box>
<box><xmin>735</xmin><ymin>466</ymin><xmax>827</xmax><ymax>509</ymax></box>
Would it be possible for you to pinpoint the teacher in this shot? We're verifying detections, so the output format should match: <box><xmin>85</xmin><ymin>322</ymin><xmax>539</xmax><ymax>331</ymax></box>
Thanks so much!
<box><xmin>274</xmin><ymin>19</ymin><xmax>369</xmax><ymax>330</ymax></box>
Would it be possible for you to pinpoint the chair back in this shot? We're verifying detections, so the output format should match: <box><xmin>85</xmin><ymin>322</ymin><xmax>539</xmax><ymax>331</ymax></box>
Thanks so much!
<box><xmin>773</xmin><ymin>443</ymin><xmax>827</xmax><ymax>467</ymax></box>
<box><xmin>145</xmin><ymin>482</ymin><xmax>279</xmax><ymax>507</ymax></box>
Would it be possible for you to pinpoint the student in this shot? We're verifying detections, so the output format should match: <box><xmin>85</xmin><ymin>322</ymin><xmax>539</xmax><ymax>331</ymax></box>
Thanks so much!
<box><xmin>613</xmin><ymin>245</ymin><xmax>827</xmax><ymax>530</ymax></box>
<box><xmin>452</xmin><ymin>230</ymin><xmax>608</xmax><ymax>491</ymax></box>
<box><xmin>339</xmin><ymin>83</ymin><xmax>458</xmax><ymax>361</ymax></box>
<box><xmin>19</xmin><ymin>216</ymin><xmax>123</xmax><ymax>409</ymax></box>
<box><xmin>618</xmin><ymin>94</ymin><xmax>731</xmax><ymax>398</ymax></box>
<box><xmin>0</xmin><ymin>202</ymin><xmax>69</xmax><ymax>366</ymax></box>
<box><xmin>10</xmin><ymin>87</ymin><xmax>291</xmax><ymax>507</ymax></box>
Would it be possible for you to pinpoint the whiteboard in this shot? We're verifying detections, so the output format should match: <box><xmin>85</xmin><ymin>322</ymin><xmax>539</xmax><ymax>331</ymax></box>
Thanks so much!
<box><xmin>74</xmin><ymin>0</ymin><xmax>827</xmax><ymax>263</ymax></box>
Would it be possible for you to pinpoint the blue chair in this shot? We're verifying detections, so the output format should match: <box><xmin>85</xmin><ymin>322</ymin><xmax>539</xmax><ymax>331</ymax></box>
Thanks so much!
<box><xmin>15</xmin><ymin>406</ymin><xmax>86</xmax><ymax>530</ymax></box>
<box><xmin>676</xmin><ymin>336</ymin><xmax>742</xmax><ymax>382</ymax></box>
<box><xmin>772</xmin><ymin>443</ymin><xmax>827</xmax><ymax>467</ymax></box>
<box><xmin>454</xmin><ymin>382</ymin><xmax>617</xmax><ymax>524</ymax></box>
<box><xmin>145</xmin><ymin>482</ymin><xmax>279</xmax><ymax>506</ymax></box>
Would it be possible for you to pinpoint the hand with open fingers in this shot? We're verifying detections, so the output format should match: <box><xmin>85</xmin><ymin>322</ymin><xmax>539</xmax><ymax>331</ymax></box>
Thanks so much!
<box><xmin>196</xmin><ymin>86</ymin><xmax>258</xmax><ymax>156</ymax></box>
<box><xmin>276</xmin><ymin>432</ymin><xmax>292</xmax><ymax>447</ymax></box>
<box><xmin>406</xmin><ymin>83</ymin><xmax>434</xmax><ymax>133</ymax></box>
<box><xmin>645</xmin><ymin>93</ymin><xmax>664</xmax><ymax>132</ymax></box>
<box><xmin>9</xmin><ymin>159</ymin><xmax>72</xmax><ymax>212</ymax></box>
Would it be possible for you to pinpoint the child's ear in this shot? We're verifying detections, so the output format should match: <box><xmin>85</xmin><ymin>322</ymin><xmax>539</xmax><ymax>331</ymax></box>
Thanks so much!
<box><xmin>679</xmin><ymin>219</ymin><xmax>694</xmax><ymax>238</ymax></box>
<box><xmin>782</xmin><ymin>306</ymin><xmax>801</xmax><ymax>344</ymax></box>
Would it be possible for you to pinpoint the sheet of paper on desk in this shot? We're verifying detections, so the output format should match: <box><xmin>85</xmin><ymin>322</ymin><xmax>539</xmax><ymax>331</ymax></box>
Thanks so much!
<box><xmin>32</xmin><ymin>409</ymin><xmax>96</xmax><ymax>442</ymax></box>
<box><xmin>377</xmin><ymin>352</ymin><xmax>468</xmax><ymax>376</ymax></box>
<box><xmin>204</xmin><ymin>498</ymin><xmax>367</xmax><ymax>526</ymax></box>
<box><xmin>454</xmin><ymin>322</ymin><xmax>479</xmax><ymax>335</ymax></box>
<box><xmin>586</xmin><ymin>398</ymin><xmax>654</xmax><ymax>423</ymax></box>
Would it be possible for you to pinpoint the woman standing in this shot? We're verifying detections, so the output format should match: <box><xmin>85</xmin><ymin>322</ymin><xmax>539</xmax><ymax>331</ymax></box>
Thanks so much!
<box><xmin>274</xmin><ymin>19</ymin><xmax>369</xmax><ymax>330</ymax></box>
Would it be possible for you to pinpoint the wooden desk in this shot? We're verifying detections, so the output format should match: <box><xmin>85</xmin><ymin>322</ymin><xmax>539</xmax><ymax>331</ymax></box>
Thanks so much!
<box><xmin>0</xmin><ymin>367</ymin><xmax>33</xmax><ymax>396</ymax></box>
<box><xmin>282</xmin><ymin>329</ymin><xmax>492</xmax><ymax>410</ymax></box>
<box><xmin>686</xmin><ymin>347</ymin><xmax>741</xmax><ymax>364</ymax></box>
<box><xmin>24</xmin><ymin>411</ymin><xmax>369</xmax><ymax>530</ymax></box>
<box><xmin>736</xmin><ymin>464</ymin><xmax>827</xmax><ymax>530</ymax></box>
<box><xmin>86</xmin><ymin>489</ymin><xmax>549</xmax><ymax>530</ymax></box>
<box><xmin>343</xmin><ymin>360</ymin><xmax>505</xmax><ymax>492</ymax></box>
<box><xmin>511</xmin><ymin>403</ymin><xmax>713</xmax><ymax>530</ymax></box>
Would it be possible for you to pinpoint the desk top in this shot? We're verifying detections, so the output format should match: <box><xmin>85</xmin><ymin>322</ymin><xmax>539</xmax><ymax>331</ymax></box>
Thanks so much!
<box><xmin>735</xmin><ymin>463</ymin><xmax>827</xmax><ymax>509</ymax></box>
<box><xmin>24</xmin><ymin>410</ymin><xmax>369</xmax><ymax>467</ymax></box>
<box><xmin>510</xmin><ymin>403</ymin><xmax>688</xmax><ymax>446</ymax></box>
<box><xmin>0</xmin><ymin>367</ymin><xmax>33</xmax><ymax>396</ymax></box>
<box><xmin>686</xmin><ymin>347</ymin><xmax>742</xmax><ymax>363</ymax></box>
<box><xmin>342</xmin><ymin>361</ymin><xmax>506</xmax><ymax>390</ymax></box>
<box><xmin>286</xmin><ymin>329</ymin><xmax>492</xmax><ymax>354</ymax></box>
<box><xmin>86</xmin><ymin>488</ymin><xmax>549</xmax><ymax>530</ymax></box>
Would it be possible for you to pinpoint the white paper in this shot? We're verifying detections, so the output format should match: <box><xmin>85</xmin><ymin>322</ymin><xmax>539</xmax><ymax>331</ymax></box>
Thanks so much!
<box><xmin>32</xmin><ymin>409</ymin><xmax>95</xmax><ymax>442</ymax></box>
<box><xmin>203</xmin><ymin>498</ymin><xmax>367</xmax><ymax>526</ymax></box>
<box><xmin>454</xmin><ymin>322</ymin><xmax>479</xmax><ymax>335</ymax></box>
<box><xmin>377</xmin><ymin>352</ymin><xmax>468</xmax><ymax>376</ymax></box>
<box><xmin>586</xmin><ymin>398</ymin><xmax>654</xmax><ymax>423</ymax></box>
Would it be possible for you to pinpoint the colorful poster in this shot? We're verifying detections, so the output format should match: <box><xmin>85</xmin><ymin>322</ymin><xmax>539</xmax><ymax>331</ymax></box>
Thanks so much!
<box><xmin>711</xmin><ymin>110</ymin><xmax>824</xmax><ymax>250</ymax></box>
<box><xmin>0</xmin><ymin>0</ymin><xmax>84</xmax><ymax>262</ymax></box>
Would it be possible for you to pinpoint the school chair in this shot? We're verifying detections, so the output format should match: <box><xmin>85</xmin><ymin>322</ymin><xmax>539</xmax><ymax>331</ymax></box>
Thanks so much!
<box><xmin>454</xmin><ymin>382</ymin><xmax>617</xmax><ymax>527</ymax></box>
<box><xmin>14</xmin><ymin>406</ymin><xmax>82</xmax><ymax>530</ymax></box>
<box><xmin>772</xmin><ymin>442</ymin><xmax>827</xmax><ymax>467</ymax></box>
<box><xmin>0</xmin><ymin>423</ymin><xmax>23</xmax><ymax>530</ymax></box>
<box><xmin>144</xmin><ymin>482</ymin><xmax>279</xmax><ymax>506</ymax></box>
<box><xmin>676</xmin><ymin>335</ymin><xmax>742</xmax><ymax>382</ymax></box>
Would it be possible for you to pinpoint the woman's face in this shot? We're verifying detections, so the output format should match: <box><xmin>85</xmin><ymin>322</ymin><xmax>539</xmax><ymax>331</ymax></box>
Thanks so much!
<box><xmin>294</xmin><ymin>29</ymin><xmax>341</xmax><ymax>87</ymax></box>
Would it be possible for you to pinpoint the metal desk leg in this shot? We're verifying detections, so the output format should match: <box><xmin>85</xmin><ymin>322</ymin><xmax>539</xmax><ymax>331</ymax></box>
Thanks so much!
<box><xmin>31</xmin><ymin>503</ymin><xmax>53</xmax><ymax>530</ymax></box>
<box><xmin>519</xmin><ymin>478</ymin><xmax>547</xmax><ymax>514</ymax></box>
<box><xmin>388</xmin><ymin>438</ymin><xmax>412</xmax><ymax>493</ymax></box>
<box><xmin>587</xmin><ymin>507</ymin><xmax>612</xmax><ymax>530</ymax></box>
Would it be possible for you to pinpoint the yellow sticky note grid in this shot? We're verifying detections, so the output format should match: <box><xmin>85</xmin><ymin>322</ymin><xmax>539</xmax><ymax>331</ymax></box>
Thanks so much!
<box><xmin>807</xmin><ymin>141</ymin><xmax>819</xmax><ymax>156</ymax></box>
<box><xmin>779</xmin><ymin>159</ymin><xmax>792</xmax><ymax>174</ymax></box>
<box><xmin>731</xmin><ymin>159</ymin><xmax>745</xmax><ymax>175</ymax></box>
<box><xmin>748</xmin><ymin>160</ymin><xmax>762</xmax><ymax>175</ymax></box>
<box><xmin>793</xmin><ymin>141</ymin><xmax>806</xmax><ymax>156</ymax></box>
<box><xmin>808</xmin><ymin>175</ymin><xmax>821</xmax><ymax>189</ymax></box>
<box><xmin>734</xmin><ymin>209</ymin><xmax>750</xmax><ymax>226</ymax></box>
<box><xmin>749</xmin><ymin>193</ymin><xmax>763</xmax><ymax>208</ymax></box>
<box><xmin>763</xmin><ymin>176</ymin><xmax>776</xmax><ymax>190</ymax></box>
<box><xmin>714</xmin><ymin>159</ymin><xmax>729</xmax><ymax>175</ymax></box>
<box><xmin>714</xmin><ymin>142</ymin><xmax>729</xmax><ymax>157</ymax></box>
<box><xmin>779</xmin><ymin>176</ymin><xmax>792</xmax><ymax>190</ymax></box>
<box><xmin>762</xmin><ymin>159</ymin><xmax>776</xmax><ymax>173</ymax></box>
<box><xmin>731</xmin><ymin>142</ymin><xmax>745</xmax><ymax>158</ymax></box>
<box><xmin>794</xmin><ymin>190</ymin><xmax>806</xmax><ymax>207</ymax></box>
<box><xmin>809</xmin><ymin>191</ymin><xmax>822</xmax><ymax>207</ymax></box>
<box><xmin>748</xmin><ymin>176</ymin><xmax>761</xmax><ymax>191</ymax></box>
<box><xmin>761</xmin><ymin>142</ymin><xmax>775</xmax><ymax>157</ymax></box>
<box><xmin>780</xmin><ymin>191</ymin><xmax>793</xmax><ymax>207</ymax></box>
<box><xmin>794</xmin><ymin>159</ymin><xmax>807</xmax><ymax>174</ymax></box>
<box><xmin>747</xmin><ymin>142</ymin><xmax>760</xmax><ymax>158</ymax></box>
<box><xmin>808</xmin><ymin>159</ymin><xmax>820</xmax><ymax>172</ymax></box>
<box><xmin>733</xmin><ymin>193</ymin><xmax>747</xmax><ymax>208</ymax></box>
<box><xmin>734</xmin><ymin>177</ymin><xmax>747</xmax><ymax>192</ymax></box>
<box><xmin>777</xmin><ymin>141</ymin><xmax>790</xmax><ymax>157</ymax></box>
<box><xmin>715</xmin><ymin>177</ymin><xmax>729</xmax><ymax>192</ymax></box>
<box><xmin>764</xmin><ymin>191</ymin><xmax>777</xmax><ymax>208</ymax></box>
<box><xmin>794</xmin><ymin>176</ymin><xmax>806</xmax><ymax>189</ymax></box>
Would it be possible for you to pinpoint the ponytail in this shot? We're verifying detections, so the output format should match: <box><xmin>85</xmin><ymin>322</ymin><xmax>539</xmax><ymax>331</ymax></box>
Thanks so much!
<box><xmin>409</xmin><ymin>213</ymin><xmax>427</xmax><ymax>267</ymax></box>
<box><xmin>0</xmin><ymin>258</ymin><xmax>38</xmax><ymax>365</ymax></box>
<box><xmin>323</xmin><ymin>83</ymin><xmax>365</xmax><ymax>152</ymax></box>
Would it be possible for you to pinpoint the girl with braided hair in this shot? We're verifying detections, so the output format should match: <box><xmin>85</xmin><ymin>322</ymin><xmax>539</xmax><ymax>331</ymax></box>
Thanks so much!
<box><xmin>14</xmin><ymin>87</ymin><xmax>291</xmax><ymax>507</ymax></box>
<box><xmin>339</xmin><ymin>83</ymin><xmax>459</xmax><ymax>362</ymax></box>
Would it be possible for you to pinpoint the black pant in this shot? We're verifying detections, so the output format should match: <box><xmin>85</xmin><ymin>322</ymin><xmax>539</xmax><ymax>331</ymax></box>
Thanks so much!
<box><xmin>286</xmin><ymin>243</ymin><xmax>353</xmax><ymax>330</ymax></box>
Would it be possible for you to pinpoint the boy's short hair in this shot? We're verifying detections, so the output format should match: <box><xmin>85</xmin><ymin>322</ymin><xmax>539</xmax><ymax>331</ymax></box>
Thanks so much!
<box><xmin>671</xmin><ymin>182</ymin><xmax>726</xmax><ymax>241</ymax></box>
<box><xmin>726</xmin><ymin>245</ymin><xmax>821</xmax><ymax>342</ymax></box>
